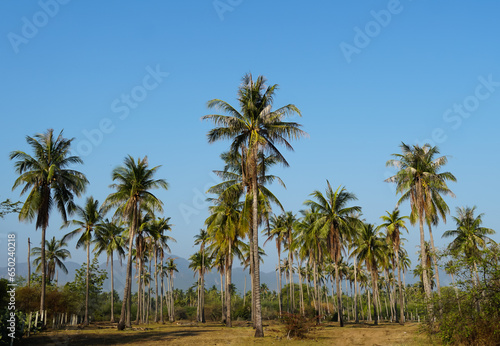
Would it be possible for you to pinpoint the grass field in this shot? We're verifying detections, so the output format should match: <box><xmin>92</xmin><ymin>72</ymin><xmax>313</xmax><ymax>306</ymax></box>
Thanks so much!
<box><xmin>18</xmin><ymin>321</ymin><xmax>439</xmax><ymax>345</ymax></box>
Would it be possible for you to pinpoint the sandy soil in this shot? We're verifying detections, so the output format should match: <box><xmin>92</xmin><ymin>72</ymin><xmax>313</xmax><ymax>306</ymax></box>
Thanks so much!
<box><xmin>18</xmin><ymin>321</ymin><xmax>439</xmax><ymax>345</ymax></box>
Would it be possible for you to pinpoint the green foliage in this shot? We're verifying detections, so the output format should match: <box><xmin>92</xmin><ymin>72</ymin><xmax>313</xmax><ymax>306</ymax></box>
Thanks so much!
<box><xmin>0</xmin><ymin>198</ymin><xmax>21</xmax><ymax>218</ymax></box>
<box><xmin>65</xmin><ymin>257</ymin><xmax>108</xmax><ymax>318</ymax></box>
<box><xmin>434</xmin><ymin>245</ymin><xmax>500</xmax><ymax>345</ymax></box>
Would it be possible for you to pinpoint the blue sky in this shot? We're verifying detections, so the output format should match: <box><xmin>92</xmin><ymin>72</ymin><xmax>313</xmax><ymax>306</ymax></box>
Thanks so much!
<box><xmin>1</xmin><ymin>0</ymin><xmax>499</xmax><ymax>276</ymax></box>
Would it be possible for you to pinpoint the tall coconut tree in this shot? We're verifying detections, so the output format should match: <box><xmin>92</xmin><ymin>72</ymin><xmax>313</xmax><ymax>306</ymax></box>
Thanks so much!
<box><xmin>203</xmin><ymin>73</ymin><xmax>306</xmax><ymax>337</ymax></box>
<box><xmin>377</xmin><ymin>208</ymin><xmax>409</xmax><ymax>325</ymax></box>
<box><xmin>304</xmin><ymin>181</ymin><xmax>361</xmax><ymax>327</ymax></box>
<box><xmin>103</xmin><ymin>155</ymin><xmax>168</xmax><ymax>330</ymax></box>
<box><xmin>10</xmin><ymin>129</ymin><xmax>88</xmax><ymax>315</ymax></box>
<box><xmin>93</xmin><ymin>218</ymin><xmax>126</xmax><ymax>322</ymax></box>
<box><xmin>353</xmin><ymin>223</ymin><xmax>388</xmax><ymax>325</ymax></box>
<box><xmin>63</xmin><ymin>196</ymin><xmax>103</xmax><ymax>325</ymax></box>
<box><xmin>31</xmin><ymin>236</ymin><xmax>71</xmax><ymax>284</ymax></box>
<box><xmin>385</xmin><ymin>143</ymin><xmax>456</xmax><ymax>319</ymax></box>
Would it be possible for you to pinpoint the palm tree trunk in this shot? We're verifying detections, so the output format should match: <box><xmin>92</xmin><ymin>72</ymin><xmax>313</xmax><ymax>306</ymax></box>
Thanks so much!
<box><xmin>40</xmin><ymin>227</ymin><xmax>47</xmax><ymax>322</ymax></box>
<box><xmin>118</xmin><ymin>204</ymin><xmax>138</xmax><ymax>330</ymax></box>
<box><xmin>251</xmin><ymin>157</ymin><xmax>263</xmax><ymax>337</ymax></box>
<box><xmin>428</xmin><ymin>224</ymin><xmax>443</xmax><ymax>316</ymax></box>
<box><xmin>28</xmin><ymin>238</ymin><xmax>31</xmax><ymax>288</ymax></box>
<box><xmin>111</xmin><ymin>251</ymin><xmax>115</xmax><ymax>322</ymax></box>
<box><xmin>154</xmin><ymin>249</ymin><xmax>158</xmax><ymax>323</ymax></box>
<box><xmin>169</xmin><ymin>271</ymin><xmax>174</xmax><ymax>322</ymax></box>
<box><xmin>160</xmin><ymin>270</ymin><xmax>164</xmax><ymax>323</ymax></box>
<box><xmin>354</xmin><ymin>257</ymin><xmax>359</xmax><ymax>323</ymax></box>
<box><xmin>395</xmin><ymin>250</ymin><xmax>404</xmax><ymax>325</ymax></box>
<box><xmin>367</xmin><ymin>287</ymin><xmax>372</xmax><ymax>321</ymax></box>
<box><xmin>418</xmin><ymin>216</ymin><xmax>433</xmax><ymax>321</ymax></box>
<box><xmin>220</xmin><ymin>270</ymin><xmax>225</xmax><ymax>323</ymax></box>
<box><xmin>85</xmin><ymin>242</ymin><xmax>90</xmax><ymax>325</ymax></box>
<box><xmin>334</xmin><ymin>263</ymin><xmax>344</xmax><ymax>327</ymax></box>
<box><xmin>313</xmin><ymin>260</ymin><xmax>319</xmax><ymax>323</ymax></box>
<box><xmin>277</xmin><ymin>248</ymin><xmax>282</xmax><ymax>315</ymax></box>
<box><xmin>371</xmin><ymin>270</ymin><xmax>379</xmax><ymax>325</ymax></box>
<box><xmin>136</xmin><ymin>251</ymin><xmax>143</xmax><ymax>324</ymax></box>
<box><xmin>226</xmin><ymin>246</ymin><xmax>233</xmax><ymax>328</ymax></box>
<box><xmin>298</xmin><ymin>266</ymin><xmax>305</xmax><ymax>316</ymax></box>
<box><xmin>201</xmin><ymin>250</ymin><xmax>205</xmax><ymax>323</ymax></box>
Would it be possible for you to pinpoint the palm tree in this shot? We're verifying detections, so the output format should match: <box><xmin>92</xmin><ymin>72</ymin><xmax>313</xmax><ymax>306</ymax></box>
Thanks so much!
<box><xmin>103</xmin><ymin>155</ymin><xmax>168</xmax><ymax>330</ymax></box>
<box><xmin>304</xmin><ymin>181</ymin><xmax>361</xmax><ymax>327</ymax></box>
<box><xmin>10</xmin><ymin>129</ymin><xmax>88</xmax><ymax>315</ymax></box>
<box><xmin>150</xmin><ymin>217</ymin><xmax>174</xmax><ymax>323</ymax></box>
<box><xmin>378</xmin><ymin>208</ymin><xmax>409</xmax><ymax>324</ymax></box>
<box><xmin>265</xmin><ymin>214</ymin><xmax>287</xmax><ymax>314</ymax></box>
<box><xmin>165</xmin><ymin>258</ymin><xmax>178</xmax><ymax>322</ymax></box>
<box><xmin>443</xmin><ymin>206</ymin><xmax>495</xmax><ymax>288</ymax></box>
<box><xmin>93</xmin><ymin>218</ymin><xmax>126</xmax><ymax>322</ymax></box>
<box><xmin>31</xmin><ymin>236</ymin><xmax>71</xmax><ymax>284</ymax></box>
<box><xmin>63</xmin><ymin>196</ymin><xmax>103</xmax><ymax>325</ymax></box>
<box><xmin>386</xmin><ymin>143</ymin><xmax>456</xmax><ymax>318</ymax></box>
<box><xmin>203</xmin><ymin>73</ymin><xmax>306</xmax><ymax>337</ymax></box>
<box><xmin>194</xmin><ymin>229</ymin><xmax>209</xmax><ymax>323</ymax></box>
<box><xmin>353</xmin><ymin>223</ymin><xmax>388</xmax><ymax>325</ymax></box>
<box><xmin>205</xmin><ymin>192</ymin><xmax>245</xmax><ymax>327</ymax></box>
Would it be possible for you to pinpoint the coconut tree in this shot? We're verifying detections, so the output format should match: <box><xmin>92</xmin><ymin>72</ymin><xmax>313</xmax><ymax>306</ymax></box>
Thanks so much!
<box><xmin>63</xmin><ymin>196</ymin><xmax>103</xmax><ymax>325</ymax></box>
<box><xmin>205</xmin><ymin>191</ymin><xmax>245</xmax><ymax>327</ymax></box>
<box><xmin>93</xmin><ymin>218</ymin><xmax>126</xmax><ymax>322</ymax></box>
<box><xmin>264</xmin><ymin>214</ymin><xmax>287</xmax><ymax>314</ymax></box>
<box><xmin>31</xmin><ymin>236</ymin><xmax>71</xmax><ymax>284</ymax></box>
<box><xmin>203</xmin><ymin>73</ymin><xmax>306</xmax><ymax>337</ymax></box>
<box><xmin>10</xmin><ymin>129</ymin><xmax>88</xmax><ymax>315</ymax></box>
<box><xmin>442</xmin><ymin>206</ymin><xmax>495</xmax><ymax>288</ymax></box>
<box><xmin>386</xmin><ymin>143</ymin><xmax>456</xmax><ymax>319</ymax></box>
<box><xmin>103</xmin><ymin>155</ymin><xmax>168</xmax><ymax>330</ymax></box>
<box><xmin>377</xmin><ymin>209</ymin><xmax>409</xmax><ymax>324</ymax></box>
<box><xmin>353</xmin><ymin>223</ymin><xmax>388</xmax><ymax>325</ymax></box>
<box><xmin>304</xmin><ymin>181</ymin><xmax>361</xmax><ymax>327</ymax></box>
<box><xmin>165</xmin><ymin>258</ymin><xmax>178</xmax><ymax>322</ymax></box>
<box><xmin>150</xmin><ymin>217</ymin><xmax>174</xmax><ymax>322</ymax></box>
<box><xmin>194</xmin><ymin>229</ymin><xmax>209</xmax><ymax>323</ymax></box>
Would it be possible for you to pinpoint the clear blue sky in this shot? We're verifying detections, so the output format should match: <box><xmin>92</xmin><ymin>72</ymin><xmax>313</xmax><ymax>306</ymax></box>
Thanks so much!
<box><xmin>1</xmin><ymin>0</ymin><xmax>499</xmax><ymax>275</ymax></box>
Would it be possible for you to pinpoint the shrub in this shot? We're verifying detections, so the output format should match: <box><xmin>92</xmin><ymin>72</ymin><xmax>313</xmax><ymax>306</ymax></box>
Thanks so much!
<box><xmin>279</xmin><ymin>313</ymin><xmax>316</xmax><ymax>339</ymax></box>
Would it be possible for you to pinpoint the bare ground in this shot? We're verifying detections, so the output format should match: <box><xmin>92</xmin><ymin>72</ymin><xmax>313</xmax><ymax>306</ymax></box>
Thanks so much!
<box><xmin>18</xmin><ymin>321</ymin><xmax>439</xmax><ymax>345</ymax></box>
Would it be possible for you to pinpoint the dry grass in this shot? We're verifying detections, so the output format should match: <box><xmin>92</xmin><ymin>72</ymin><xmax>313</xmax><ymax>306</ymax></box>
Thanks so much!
<box><xmin>19</xmin><ymin>320</ymin><xmax>439</xmax><ymax>345</ymax></box>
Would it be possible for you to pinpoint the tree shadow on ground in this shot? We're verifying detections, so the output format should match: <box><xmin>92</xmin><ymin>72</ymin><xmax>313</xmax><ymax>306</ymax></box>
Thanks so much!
<box><xmin>19</xmin><ymin>328</ymin><xmax>214</xmax><ymax>345</ymax></box>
